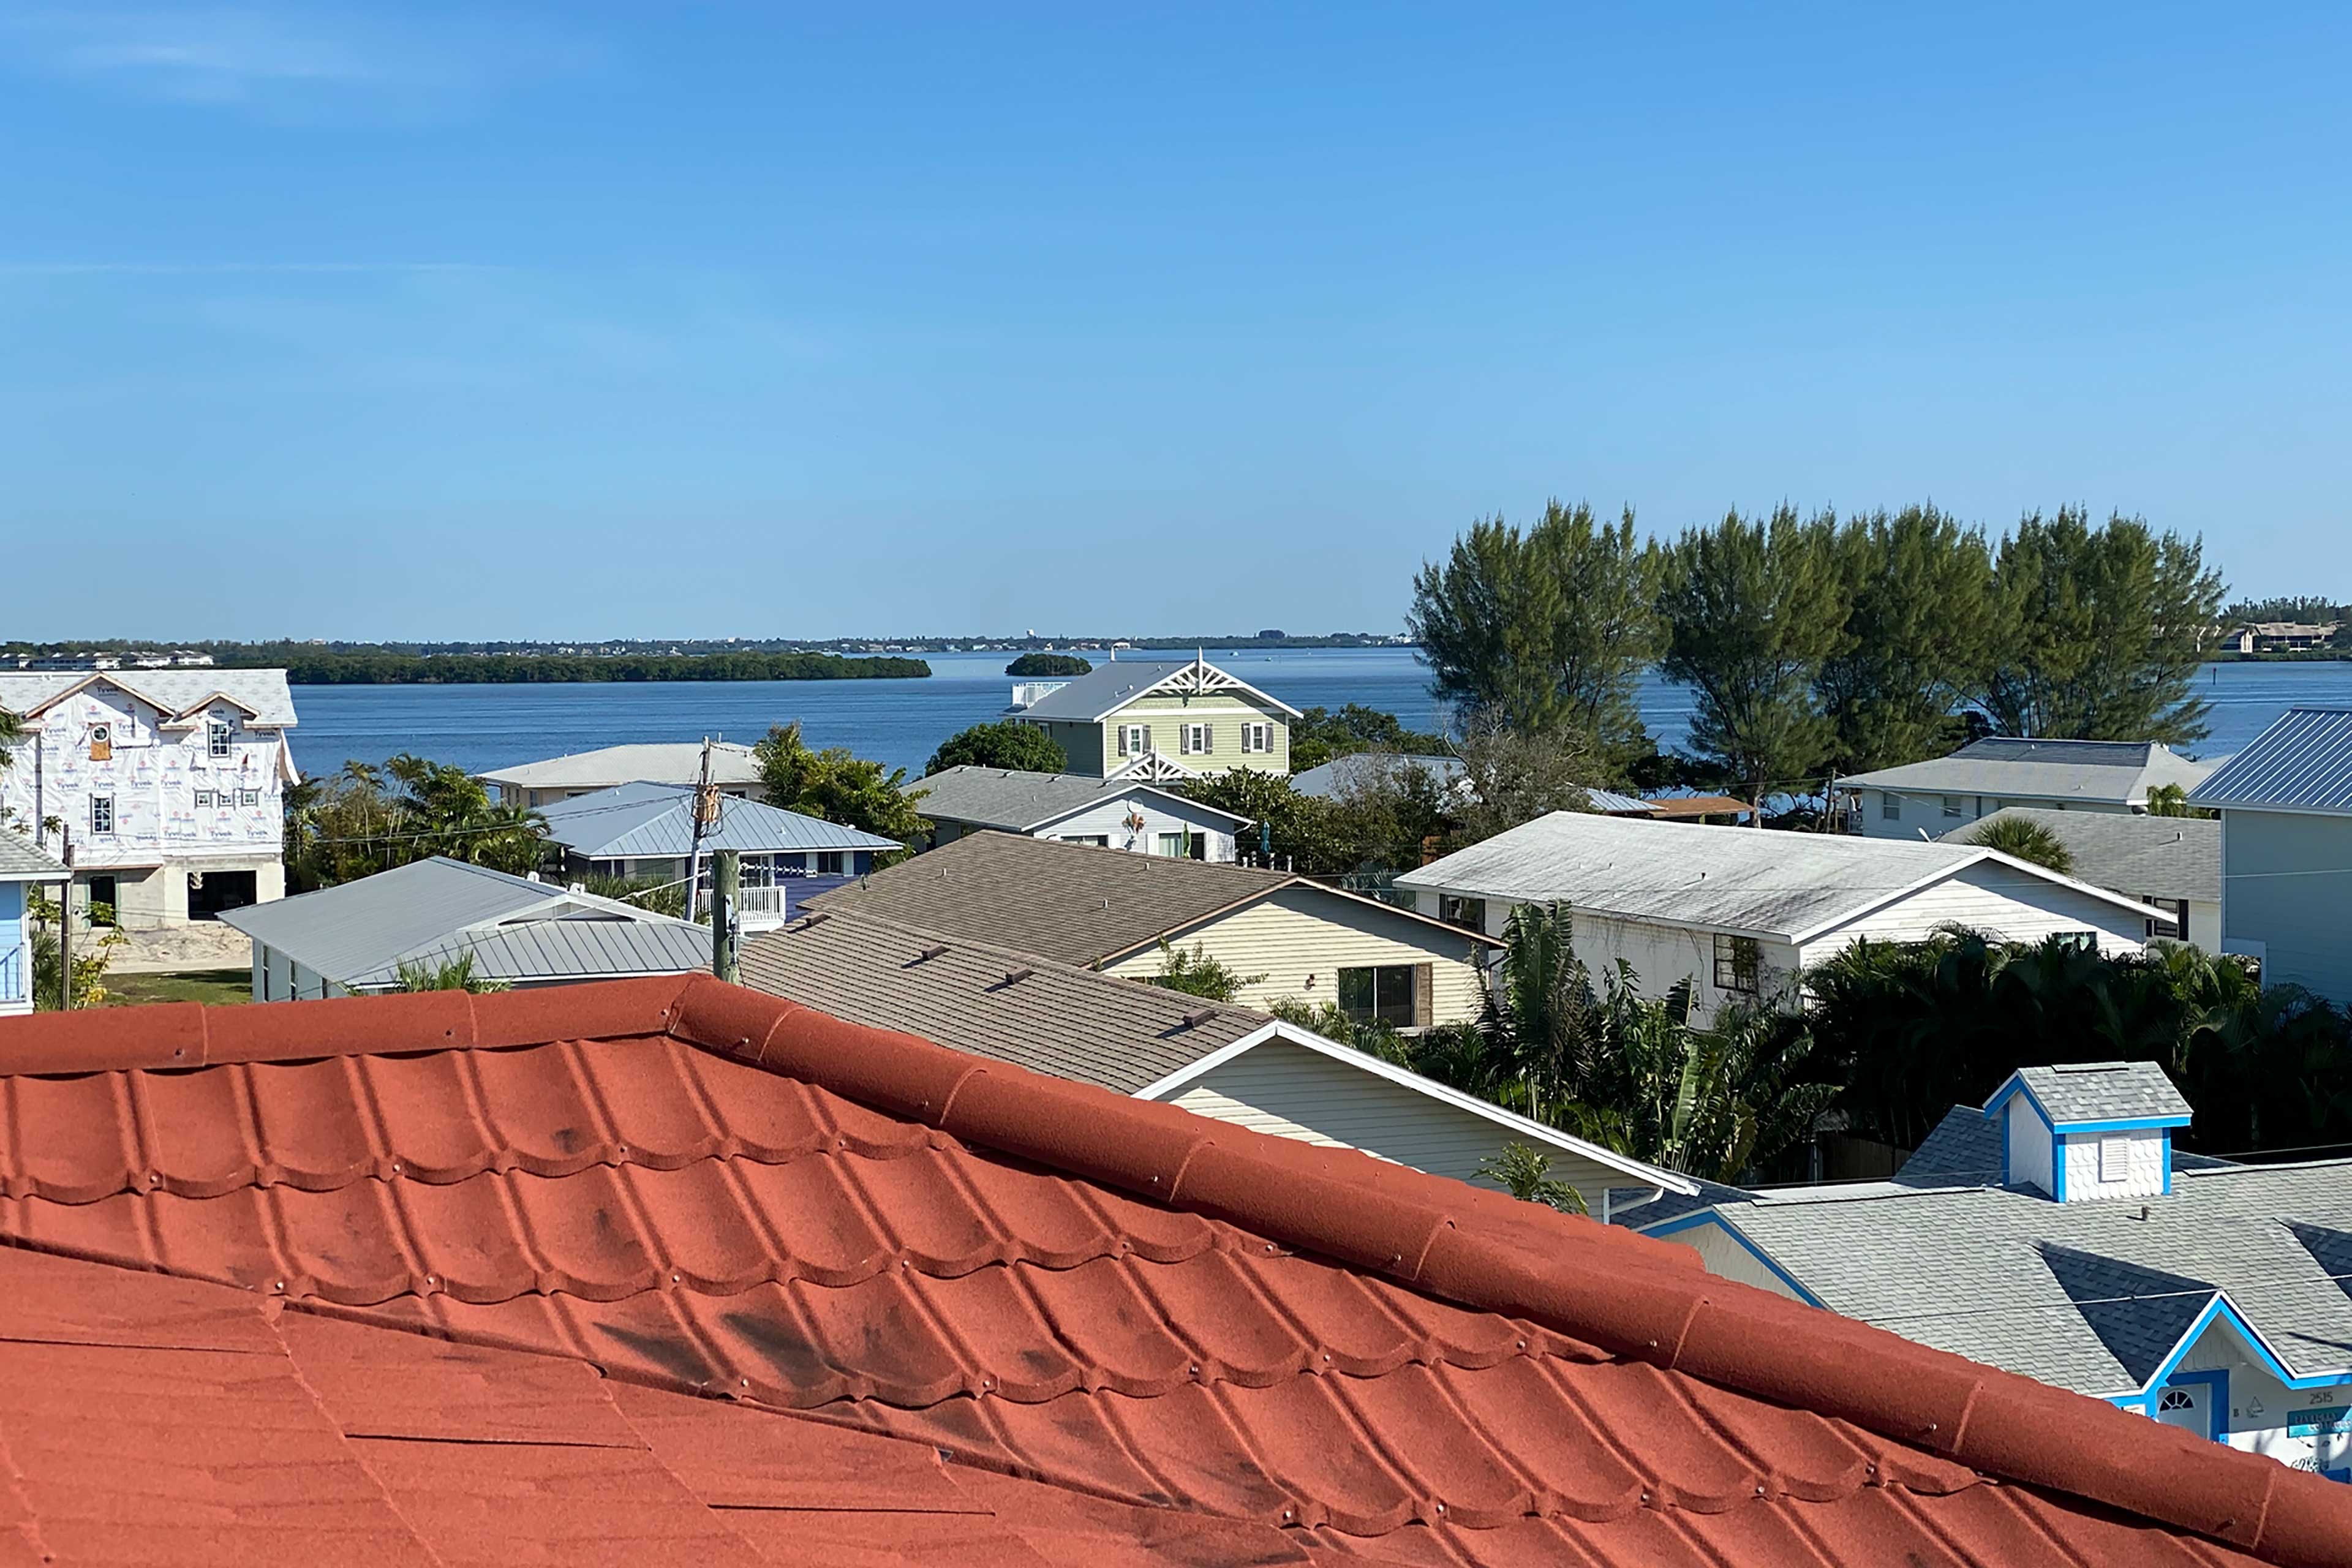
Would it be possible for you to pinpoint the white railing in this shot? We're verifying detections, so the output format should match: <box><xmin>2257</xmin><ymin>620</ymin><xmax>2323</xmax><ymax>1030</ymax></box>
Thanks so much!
<box><xmin>0</xmin><ymin>942</ymin><xmax>26</xmax><ymax>1010</ymax></box>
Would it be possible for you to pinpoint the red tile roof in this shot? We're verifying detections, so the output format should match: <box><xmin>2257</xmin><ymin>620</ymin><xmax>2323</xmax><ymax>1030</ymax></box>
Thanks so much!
<box><xmin>1</xmin><ymin>976</ymin><xmax>2347</xmax><ymax>1567</ymax></box>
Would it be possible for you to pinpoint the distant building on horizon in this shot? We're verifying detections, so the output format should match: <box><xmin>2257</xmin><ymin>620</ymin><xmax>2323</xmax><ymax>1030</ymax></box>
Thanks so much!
<box><xmin>478</xmin><ymin>740</ymin><xmax>763</xmax><ymax>809</ymax></box>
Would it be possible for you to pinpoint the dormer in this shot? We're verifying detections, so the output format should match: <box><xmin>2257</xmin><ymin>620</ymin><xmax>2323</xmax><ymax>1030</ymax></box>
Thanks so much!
<box><xmin>1985</xmin><ymin>1062</ymin><xmax>2192</xmax><ymax>1203</ymax></box>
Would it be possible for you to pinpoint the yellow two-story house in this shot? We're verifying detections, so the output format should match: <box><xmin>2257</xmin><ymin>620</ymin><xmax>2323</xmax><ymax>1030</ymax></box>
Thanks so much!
<box><xmin>1009</xmin><ymin>653</ymin><xmax>1300</xmax><ymax>779</ymax></box>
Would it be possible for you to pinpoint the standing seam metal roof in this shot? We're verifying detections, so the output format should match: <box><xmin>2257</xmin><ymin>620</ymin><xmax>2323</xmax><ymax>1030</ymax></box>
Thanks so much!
<box><xmin>538</xmin><ymin>780</ymin><xmax>902</xmax><ymax>858</ymax></box>
<box><xmin>217</xmin><ymin>856</ymin><xmax>706</xmax><ymax>986</ymax></box>
<box><xmin>2188</xmin><ymin>707</ymin><xmax>2352</xmax><ymax>812</ymax></box>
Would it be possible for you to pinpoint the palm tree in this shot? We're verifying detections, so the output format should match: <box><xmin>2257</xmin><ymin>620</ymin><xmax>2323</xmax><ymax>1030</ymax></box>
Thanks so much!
<box><xmin>1965</xmin><ymin>814</ymin><xmax>2073</xmax><ymax>874</ymax></box>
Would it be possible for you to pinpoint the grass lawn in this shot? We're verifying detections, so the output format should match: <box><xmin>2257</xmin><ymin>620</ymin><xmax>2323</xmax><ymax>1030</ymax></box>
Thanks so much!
<box><xmin>98</xmin><ymin>969</ymin><xmax>253</xmax><ymax>1008</ymax></box>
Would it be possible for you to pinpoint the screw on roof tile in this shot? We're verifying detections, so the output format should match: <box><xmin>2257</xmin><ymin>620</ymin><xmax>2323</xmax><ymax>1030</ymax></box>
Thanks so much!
<box><xmin>1434</xmin><ymin>1502</ymin><xmax>1447</xmax><ymax>1515</ymax></box>
<box><xmin>1188</xmin><ymin>1364</ymin><xmax>1200</xmax><ymax>1376</ymax></box>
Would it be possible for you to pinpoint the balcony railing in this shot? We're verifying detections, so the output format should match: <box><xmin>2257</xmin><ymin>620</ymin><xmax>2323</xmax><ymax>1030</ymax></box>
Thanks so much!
<box><xmin>0</xmin><ymin>942</ymin><xmax>27</xmax><ymax>1010</ymax></box>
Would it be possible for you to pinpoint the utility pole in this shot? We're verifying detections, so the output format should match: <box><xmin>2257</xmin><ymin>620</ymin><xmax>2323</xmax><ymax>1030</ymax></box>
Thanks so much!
<box><xmin>686</xmin><ymin>736</ymin><xmax>718</xmax><ymax>924</ymax></box>
<box><xmin>711</xmin><ymin>849</ymin><xmax>741</xmax><ymax>984</ymax></box>
<box><xmin>55</xmin><ymin>829</ymin><xmax>74</xmax><ymax>1011</ymax></box>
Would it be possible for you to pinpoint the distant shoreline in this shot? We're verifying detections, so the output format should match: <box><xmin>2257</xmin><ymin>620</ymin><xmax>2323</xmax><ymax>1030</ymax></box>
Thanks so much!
<box><xmin>231</xmin><ymin>651</ymin><xmax>932</xmax><ymax>684</ymax></box>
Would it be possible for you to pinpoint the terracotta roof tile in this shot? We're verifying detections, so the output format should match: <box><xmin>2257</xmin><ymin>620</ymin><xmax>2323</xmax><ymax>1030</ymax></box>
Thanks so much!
<box><xmin>0</xmin><ymin>976</ymin><xmax>2347</xmax><ymax>1567</ymax></box>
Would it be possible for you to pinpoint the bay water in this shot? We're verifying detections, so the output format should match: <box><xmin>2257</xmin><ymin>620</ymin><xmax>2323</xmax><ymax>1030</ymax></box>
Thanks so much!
<box><xmin>285</xmin><ymin>649</ymin><xmax>2352</xmax><ymax>783</ymax></box>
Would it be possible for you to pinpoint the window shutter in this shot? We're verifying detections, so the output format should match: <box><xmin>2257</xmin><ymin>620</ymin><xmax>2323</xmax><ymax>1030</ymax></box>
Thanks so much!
<box><xmin>1144</xmin><ymin>725</ymin><xmax>1153</xmax><ymax>754</ymax></box>
<box><xmin>1412</xmin><ymin>963</ymin><xmax>1434</xmax><ymax>1028</ymax></box>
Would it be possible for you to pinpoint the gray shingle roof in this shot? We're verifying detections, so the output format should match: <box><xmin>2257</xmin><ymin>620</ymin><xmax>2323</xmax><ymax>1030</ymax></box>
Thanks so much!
<box><xmin>2187</xmin><ymin>706</ymin><xmax>2352</xmax><ymax>813</ymax></box>
<box><xmin>1703</xmin><ymin>1158</ymin><xmax>2352</xmax><ymax>1395</ymax></box>
<box><xmin>477</xmin><ymin>742</ymin><xmax>763</xmax><ymax>792</ymax></box>
<box><xmin>1940</xmin><ymin>807</ymin><xmax>2218</xmax><ymax>903</ymax></box>
<box><xmin>911</xmin><ymin>767</ymin><xmax>1251</xmax><ymax>832</ymax></box>
<box><xmin>810</xmin><ymin>830</ymin><xmax>1491</xmax><ymax>968</ymax></box>
<box><xmin>538</xmin><ymin>781</ymin><xmax>900</xmax><ymax>859</ymax></box>
<box><xmin>219</xmin><ymin>856</ymin><xmax>707</xmax><ymax>988</ymax></box>
<box><xmin>0</xmin><ymin>669</ymin><xmax>299</xmax><ymax>727</ymax></box>
<box><xmin>1395</xmin><ymin>811</ymin><xmax>2155</xmax><ymax>942</ymax></box>
<box><xmin>1012</xmin><ymin>655</ymin><xmax>1303</xmax><ymax>722</ymax></box>
<box><xmin>1843</xmin><ymin>737</ymin><xmax>2214</xmax><ymax>805</ymax></box>
<box><xmin>739</xmin><ymin>909</ymin><xmax>1267</xmax><ymax>1094</ymax></box>
<box><xmin>1899</xmin><ymin>1105</ymin><xmax>2005</xmax><ymax>1183</ymax></box>
<box><xmin>2008</xmin><ymin>1061</ymin><xmax>2192</xmax><ymax>1125</ymax></box>
<box><xmin>0</xmin><ymin>829</ymin><xmax>67</xmax><ymax>881</ymax></box>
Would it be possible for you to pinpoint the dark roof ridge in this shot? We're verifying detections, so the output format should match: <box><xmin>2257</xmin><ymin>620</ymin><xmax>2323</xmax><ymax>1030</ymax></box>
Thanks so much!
<box><xmin>6</xmin><ymin>976</ymin><xmax>2350</xmax><ymax>1563</ymax></box>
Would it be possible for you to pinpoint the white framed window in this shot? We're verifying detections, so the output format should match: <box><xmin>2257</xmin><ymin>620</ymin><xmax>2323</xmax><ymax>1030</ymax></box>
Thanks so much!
<box><xmin>1177</xmin><ymin>722</ymin><xmax>1211</xmax><ymax>756</ymax></box>
<box><xmin>209</xmin><ymin>720</ymin><xmax>233</xmax><ymax>758</ymax></box>
<box><xmin>90</xmin><ymin>796</ymin><xmax>115</xmax><ymax>835</ymax></box>
<box><xmin>815</xmin><ymin>852</ymin><xmax>846</xmax><ymax>875</ymax></box>
<box><xmin>1880</xmin><ymin>793</ymin><xmax>1901</xmax><ymax>821</ymax></box>
<box><xmin>1941</xmin><ymin>795</ymin><xmax>1964</xmax><ymax>819</ymax></box>
<box><xmin>1239</xmin><ymin>721</ymin><xmax>1274</xmax><ymax>754</ymax></box>
<box><xmin>1118</xmin><ymin>723</ymin><xmax>1149</xmax><ymax>757</ymax></box>
<box><xmin>2098</xmin><ymin>1134</ymin><xmax>2130</xmax><ymax>1182</ymax></box>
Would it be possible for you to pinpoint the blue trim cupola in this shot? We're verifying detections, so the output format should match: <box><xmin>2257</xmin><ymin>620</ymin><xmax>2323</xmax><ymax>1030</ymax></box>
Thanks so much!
<box><xmin>1984</xmin><ymin>1063</ymin><xmax>2193</xmax><ymax>1204</ymax></box>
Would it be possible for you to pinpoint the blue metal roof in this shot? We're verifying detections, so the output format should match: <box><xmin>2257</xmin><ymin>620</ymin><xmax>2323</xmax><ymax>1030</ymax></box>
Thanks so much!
<box><xmin>2186</xmin><ymin>707</ymin><xmax>2352</xmax><ymax>813</ymax></box>
<box><xmin>538</xmin><ymin>780</ymin><xmax>901</xmax><ymax>859</ymax></box>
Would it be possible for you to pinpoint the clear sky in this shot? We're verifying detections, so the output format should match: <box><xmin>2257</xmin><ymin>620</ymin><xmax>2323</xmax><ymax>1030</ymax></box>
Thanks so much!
<box><xmin>4</xmin><ymin>4</ymin><xmax>2346</xmax><ymax>641</ymax></box>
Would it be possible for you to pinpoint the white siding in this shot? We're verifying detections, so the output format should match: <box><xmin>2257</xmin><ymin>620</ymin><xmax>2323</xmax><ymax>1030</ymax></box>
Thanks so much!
<box><xmin>2057</xmin><ymin>1127</ymin><xmax>2165</xmax><ymax>1202</ymax></box>
<box><xmin>2005</xmin><ymin>1096</ymin><xmax>2052</xmax><ymax>1196</ymax></box>
<box><xmin>1103</xmin><ymin>887</ymin><xmax>1490</xmax><ymax>1025</ymax></box>
<box><xmin>2185</xmin><ymin>899</ymin><xmax>2223</xmax><ymax>954</ymax></box>
<box><xmin>2175</xmin><ymin>1323</ymin><xmax>2352</xmax><ymax>1471</ymax></box>
<box><xmin>0</xmin><ymin>680</ymin><xmax>293</xmax><ymax>929</ymax></box>
<box><xmin>1672</xmin><ymin>1219</ymin><xmax>1806</xmax><ymax>1302</ymax></box>
<box><xmin>1416</xmin><ymin>892</ymin><xmax>1797</xmax><ymax>1016</ymax></box>
<box><xmin>1159</xmin><ymin>1039</ymin><xmax>1626</xmax><ymax>1205</ymax></box>
<box><xmin>1034</xmin><ymin>796</ymin><xmax>1240</xmax><ymax>861</ymax></box>
<box><xmin>1798</xmin><ymin>862</ymin><xmax>2149</xmax><ymax>961</ymax></box>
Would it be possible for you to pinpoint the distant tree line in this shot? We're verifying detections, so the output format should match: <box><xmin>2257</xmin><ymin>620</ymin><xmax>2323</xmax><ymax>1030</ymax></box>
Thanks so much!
<box><xmin>1005</xmin><ymin>652</ymin><xmax>1092</xmax><ymax>677</ymax></box>
<box><xmin>2222</xmin><ymin>595</ymin><xmax>2344</xmax><ymax>626</ymax></box>
<box><xmin>1410</xmin><ymin>501</ymin><xmax>2225</xmax><ymax>811</ymax></box>
<box><xmin>218</xmin><ymin>649</ymin><xmax>930</xmax><ymax>684</ymax></box>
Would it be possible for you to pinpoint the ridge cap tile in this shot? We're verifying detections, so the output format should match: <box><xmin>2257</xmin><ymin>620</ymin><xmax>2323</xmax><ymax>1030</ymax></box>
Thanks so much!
<box><xmin>5</xmin><ymin>979</ymin><xmax>2351</xmax><ymax>1568</ymax></box>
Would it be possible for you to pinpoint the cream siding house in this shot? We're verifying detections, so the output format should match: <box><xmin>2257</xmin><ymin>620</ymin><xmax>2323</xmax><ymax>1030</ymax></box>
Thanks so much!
<box><xmin>2187</xmin><ymin>706</ymin><xmax>2352</xmax><ymax>1003</ymax></box>
<box><xmin>808</xmin><ymin>829</ymin><xmax>1498</xmax><ymax>1027</ymax></box>
<box><xmin>1096</xmin><ymin>882</ymin><xmax>1488</xmax><ymax>1025</ymax></box>
<box><xmin>1398</xmin><ymin>812</ymin><xmax>2168</xmax><ymax>1016</ymax></box>
<box><xmin>742</xmin><ymin>908</ymin><xmax>1689</xmax><ymax>1214</ymax></box>
<box><xmin>1006</xmin><ymin>654</ymin><xmax>1299</xmax><ymax>781</ymax></box>
<box><xmin>0</xmin><ymin>669</ymin><xmax>299</xmax><ymax>929</ymax></box>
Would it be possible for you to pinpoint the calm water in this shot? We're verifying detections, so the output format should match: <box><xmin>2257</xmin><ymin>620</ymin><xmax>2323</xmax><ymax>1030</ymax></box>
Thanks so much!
<box><xmin>285</xmin><ymin>649</ymin><xmax>2352</xmax><ymax>782</ymax></box>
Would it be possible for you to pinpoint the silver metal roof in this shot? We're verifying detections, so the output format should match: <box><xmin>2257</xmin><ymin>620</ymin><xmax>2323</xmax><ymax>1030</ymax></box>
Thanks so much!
<box><xmin>1940</xmin><ymin>807</ymin><xmax>2219</xmax><ymax>903</ymax></box>
<box><xmin>2186</xmin><ymin>707</ymin><xmax>2352</xmax><ymax>813</ymax></box>
<box><xmin>1012</xmin><ymin>655</ymin><xmax>1303</xmax><ymax>722</ymax></box>
<box><xmin>0</xmin><ymin>829</ymin><xmax>67</xmax><ymax>882</ymax></box>
<box><xmin>219</xmin><ymin>856</ymin><xmax>706</xmax><ymax>987</ymax></box>
<box><xmin>1693</xmin><ymin>1158</ymin><xmax>2352</xmax><ymax>1397</ymax></box>
<box><xmin>539</xmin><ymin>781</ymin><xmax>901</xmax><ymax>859</ymax></box>
<box><xmin>477</xmin><ymin>741</ymin><xmax>763</xmax><ymax>791</ymax></box>
<box><xmin>911</xmin><ymin>766</ymin><xmax>1251</xmax><ymax>832</ymax></box>
<box><xmin>0</xmin><ymin>669</ymin><xmax>299</xmax><ymax>727</ymax></box>
<box><xmin>1395</xmin><ymin>811</ymin><xmax>2160</xmax><ymax>942</ymax></box>
<box><xmin>1842</xmin><ymin>737</ymin><xmax>2214</xmax><ymax>805</ymax></box>
<box><xmin>1290</xmin><ymin>753</ymin><xmax>1651</xmax><ymax>815</ymax></box>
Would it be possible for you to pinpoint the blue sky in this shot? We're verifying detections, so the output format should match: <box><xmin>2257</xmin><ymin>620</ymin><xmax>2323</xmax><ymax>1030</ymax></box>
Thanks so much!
<box><xmin>4</xmin><ymin>4</ymin><xmax>2346</xmax><ymax>641</ymax></box>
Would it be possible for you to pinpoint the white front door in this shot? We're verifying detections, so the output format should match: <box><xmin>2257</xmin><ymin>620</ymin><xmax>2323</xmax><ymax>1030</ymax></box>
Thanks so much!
<box><xmin>2156</xmin><ymin>1378</ymin><xmax>2218</xmax><ymax>1440</ymax></box>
